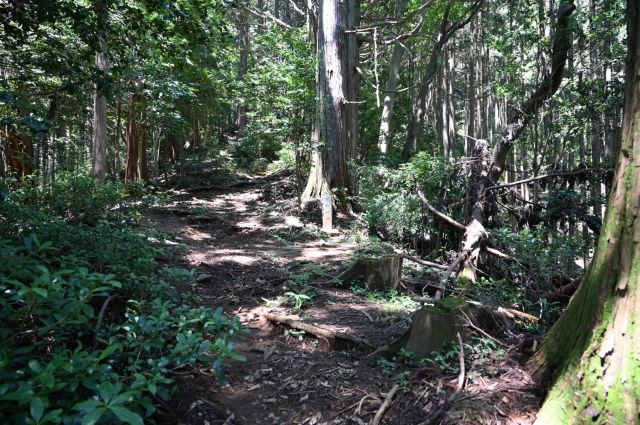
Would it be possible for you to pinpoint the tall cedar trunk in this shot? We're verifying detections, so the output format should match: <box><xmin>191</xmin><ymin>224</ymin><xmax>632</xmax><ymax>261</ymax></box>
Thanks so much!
<box><xmin>589</xmin><ymin>0</ymin><xmax>602</xmax><ymax>223</ymax></box>
<box><xmin>531</xmin><ymin>3</ymin><xmax>640</xmax><ymax>422</ymax></box>
<box><xmin>302</xmin><ymin>0</ymin><xmax>359</xmax><ymax>207</ymax></box>
<box><xmin>377</xmin><ymin>0</ymin><xmax>408</xmax><ymax>154</ymax></box>
<box><xmin>124</xmin><ymin>93</ymin><xmax>145</xmax><ymax>184</ymax></box>
<box><xmin>236</xmin><ymin>11</ymin><xmax>250</xmax><ymax>133</ymax></box>
<box><xmin>92</xmin><ymin>0</ymin><xmax>109</xmax><ymax>185</ymax></box>
<box><xmin>114</xmin><ymin>97</ymin><xmax>121</xmax><ymax>181</ymax></box>
<box><xmin>457</xmin><ymin>2</ymin><xmax>575</xmax><ymax>284</ymax></box>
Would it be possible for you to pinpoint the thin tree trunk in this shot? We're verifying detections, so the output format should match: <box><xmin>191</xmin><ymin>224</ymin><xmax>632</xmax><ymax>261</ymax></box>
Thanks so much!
<box><xmin>236</xmin><ymin>11</ymin><xmax>250</xmax><ymax>133</ymax></box>
<box><xmin>404</xmin><ymin>1</ymin><xmax>482</xmax><ymax>157</ymax></box>
<box><xmin>377</xmin><ymin>0</ymin><xmax>408</xmax><ymax>154</ymax></box>
<box><xmin>125</xmin><ymin>93</ymin><xmax>144</xmax><ymax>184</ymax></box>
<box><xmin>92</xmin><ymin>0</ymin><xmax>109</xmax><ymax>185</ymax></box>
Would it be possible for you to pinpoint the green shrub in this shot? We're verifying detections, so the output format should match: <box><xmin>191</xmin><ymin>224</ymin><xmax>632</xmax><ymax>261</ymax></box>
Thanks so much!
<box><xmin>356</xmin><ymin>152</ymin><xmax>465</xmax><ymax>247</ymax></box>
<box><xmin>0</xmin><ymin>175</ymin><xmax>244</xmax><ymax>424</ymax></box>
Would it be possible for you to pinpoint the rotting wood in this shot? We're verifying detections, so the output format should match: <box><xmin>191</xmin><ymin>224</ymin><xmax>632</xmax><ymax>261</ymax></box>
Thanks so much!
<box><xmin>263</xmin><ymin>312</ymin><xmax>373</xmax><ymax>349</ymax></box>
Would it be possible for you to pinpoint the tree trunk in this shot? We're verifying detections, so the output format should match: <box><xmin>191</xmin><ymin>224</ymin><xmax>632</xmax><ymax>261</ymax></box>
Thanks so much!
<box><xmin>302</xmin><ymin>0</ymin><xmax>359</xmax><ymax>208</ymax></box>
<box><xmin>531</xmin><ymin>3</ymin><xmax>640</xmax><ymax>422</ymax></box>
<box><xmin>92</xmin><ymin>0</ymin><xmax>109</xmax><ymax>185</ymax></box>
<box><xmin>236</xmin><ymin>11</ymin><xmax>250</xmax><ymax>133</ymax></box>
<box><xmin>124</xmin><ymin>93</ymin><xmax>145</xmax><ymax>184</ymax></box>
<box><xmin>404</xmin><ymin>1</ymin><xmax>482</xmax><ymax>157</ymax></box>
<box><xmin>377</xmin><ymin>0</ymin><xmax>408</xmax><ymax>154</ymax></box>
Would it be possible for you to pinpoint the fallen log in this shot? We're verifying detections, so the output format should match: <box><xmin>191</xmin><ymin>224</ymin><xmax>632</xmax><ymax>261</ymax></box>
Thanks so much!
<box><xmin>263</xmin><ymin>312</ymin><xmax>373</xmax><ymax>349</ymax></box>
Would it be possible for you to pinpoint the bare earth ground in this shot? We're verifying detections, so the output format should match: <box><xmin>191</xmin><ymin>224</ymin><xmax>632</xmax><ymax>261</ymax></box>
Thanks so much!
<box><xmin>146</xmin><ymin>170</ymin><xmax>543</xmax><ymax>425</ymax></box>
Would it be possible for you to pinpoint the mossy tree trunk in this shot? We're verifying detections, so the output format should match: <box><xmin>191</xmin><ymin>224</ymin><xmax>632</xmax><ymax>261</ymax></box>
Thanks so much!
<box><xmin>531</xmin><ymin>4</ymin><xmax>640</xmax><ymax>422</ymax></box>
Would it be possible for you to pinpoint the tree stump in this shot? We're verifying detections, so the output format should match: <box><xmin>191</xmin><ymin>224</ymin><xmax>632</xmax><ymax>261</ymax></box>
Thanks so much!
<box><xmin>335</xmin><ymin>255</ymin><xmax>403</xmax><ymax>290</ymax></box>
<box><xmin>370</xmin><ymin>299</ymin><xmax>504</xmax><ymax>360</ymax></box>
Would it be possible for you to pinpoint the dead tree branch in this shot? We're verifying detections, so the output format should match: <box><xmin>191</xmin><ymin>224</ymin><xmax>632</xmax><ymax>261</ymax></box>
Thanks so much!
<box><xmin>371</xmin><ymin>385</ymin><xmax>400</xmax><ymax>425</ymax></box>
<box><xmin>415</xmin><ymin>182</ymin><xmax>466</xmax><ymax>231</ymax></box>
<box><xmin>485</xmin><ymin>167</ymin><xmax>595</xmax><ymax>191</ymax></box>
<box><xmin>264</xmin><ymin>312</ymin><xmax>373</xmax><ymax>349</ymax></box>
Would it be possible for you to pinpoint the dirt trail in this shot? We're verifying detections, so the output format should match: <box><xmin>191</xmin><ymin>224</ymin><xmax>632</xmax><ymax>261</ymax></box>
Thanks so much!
<box><xmin>148</xmin><ymin>173</ymin><xmax>540</xmax><ymax>425</ymax></box>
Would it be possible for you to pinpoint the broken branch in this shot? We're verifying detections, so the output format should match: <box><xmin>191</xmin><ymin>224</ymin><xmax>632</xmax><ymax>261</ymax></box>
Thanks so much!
<box><xmin>399</xmin><ymin>254</ymin><xmax>448</xmax><ymax>270</ymax></box>
<box><xmin>415</xmin><ymin>181</ymin><xmax>466</xmax><ymax>231</ymax></box>
<box><xmin>371</xmin><ymin>384</ymin><xmax>400</xmax><ymax>425</ymax></box>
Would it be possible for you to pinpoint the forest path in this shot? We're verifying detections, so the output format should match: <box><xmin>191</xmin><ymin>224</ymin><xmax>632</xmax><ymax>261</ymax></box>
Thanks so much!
<box><xmin>146</xmin><ymin>171</ymin><xmax>539</xmax><ymax>425</ymax></box>
<box><xmin>147</xmin><ymin>173</ymin><xmax>421</xmax><ymax>425</ymax></box>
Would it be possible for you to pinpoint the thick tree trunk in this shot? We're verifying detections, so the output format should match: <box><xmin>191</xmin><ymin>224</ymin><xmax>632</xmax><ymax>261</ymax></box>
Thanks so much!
<box><xmin>302</xmin><ymin>0</ymin><xmax>359</xmax><ymax>208</ymax></box>
<box><xmin>531</xmin><ymin>4</ymin><xmax>640</xmax><ymax>422</ymax></box>
<box><xmin>92</xmin><ymin>0</ymin><xmax>109</xmax><ymax>185</ymax></box>
<box><xmin>377</xmin><ymin>0</ymin><xmax>408</xmax><ymax>154</ymax></box>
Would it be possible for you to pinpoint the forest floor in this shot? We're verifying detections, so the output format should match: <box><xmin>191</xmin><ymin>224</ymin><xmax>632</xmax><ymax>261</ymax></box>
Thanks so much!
<box><xmin>145</xmin><ymin>161</ymin><xmax>543</xmax><ymax>425</ymax></box>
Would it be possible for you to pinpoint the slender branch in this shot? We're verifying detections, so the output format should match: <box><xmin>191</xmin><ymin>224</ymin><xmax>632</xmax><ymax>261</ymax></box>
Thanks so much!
<box><xmin>485</xmin><ymin>167</ymin><xmax>595</xmax><ymax>191</ymax></box>
<box><xmin>371</xmin><ymin>385</ymin><xmax>400</xmax><ymax>425</ymax></box>
<box><xmin>400</xmin><ymin>254</ymin><xmax>448</xmax><ymax>270</ymax></box>
<box><xmin>243</xmin><ymin>5</ymin><xmax>293</xmax><ymax>29</ymax></box>
<box><xmin>287</xmin><ymin>0</ymin><xmax>306</xmax><ymax>16</ymax></box>
<box><xmin>455</xmin><ymin>332</ymin><xmax>466</xmax><ymax>393</ymax></box>
<box><xmin>415</xmin><ymin>181</ymin><xmax>466</xmax><ymax>231</ymax></box>
<box><xmin>484</xmin><ymin>246</ymin><xmax>512</xmax><ymax>260</ymax></box>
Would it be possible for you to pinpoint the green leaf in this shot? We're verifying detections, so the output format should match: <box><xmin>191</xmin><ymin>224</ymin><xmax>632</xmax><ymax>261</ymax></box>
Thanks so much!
<box><xmin>147</xmin><ymin>382</ymin><xmax>157</xmax><ymax>395</ymax></box>
<box><xmin>81</xmin><ymin>407</ymin><xmax>106</xmax><ymax>425</ymax></box>
<box><xmin>28</xmin><ymin>360</ymin><xmax>43</xmax><ymax>373</ymax></box>
<box><xmin>110</xmin><ymin>406</ymin><xmax>143</xmax><ymax>425</ymax></box>
<box><xmin>73</xmin><ymin>399</ymin><xmax>103</xmax><ymax>411</ymax></box>
<box><xmin>42</xmin><ymin>409</ymin><xmax>62</xmax><ymax>423</ymax></box>
<box><xmin>40</xmin><ymin>373</ymin><xmax>55</xmax><ymax>389</ymax></box>
<box><xmin>99</xmin><ymin>382</ymin><xmax>114</xmax><ymax>403</ymax></box>
<box><xmin>30</xmin><ymin>397</ymin><xmax>44</xmax><ymax>422</ymax></box>
<box><xmin>97</xmin><ymin>343</ymin><xmax>121</xmax><ymax>361</ymax></box>
<box><xmin>32</xmin><ymin>287</ymin><xmax>48</xmax><ymax>297</ymax></box>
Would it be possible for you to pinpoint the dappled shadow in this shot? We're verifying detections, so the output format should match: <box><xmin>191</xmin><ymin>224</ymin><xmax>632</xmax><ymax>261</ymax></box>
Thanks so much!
<box><xmin>151</xmin><ymin>176</ymin><xmax>542</xmax><ymax>424</ymax></box>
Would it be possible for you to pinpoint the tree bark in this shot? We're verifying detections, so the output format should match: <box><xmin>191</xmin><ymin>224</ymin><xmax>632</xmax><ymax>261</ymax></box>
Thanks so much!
<box><xmin>92</xmin><ymin>0</ymin><xmax>109</xmax><ymax>185</ymax></box>
<box><xmin>302</xmin><ymin>0</ymin><xmax>360</xmax><ymax>208</ymax></box>
<box><xmin>531</xmin><ymin>3</ymin><xmax>640</xmax><ymax>422</ymax></box>
<box><xmin>124</xmin><ymin>93</ymin><xmax>145</xmax><ymax>184</ymax></box>
<box><xmin>404</xmin><ymin>1</ymin><xmax>482</xmax><ymax>157</ymax></box>
<box><xmin>235</xmin><ymin>11</ymin><xmax>250</xmax><ymax>133</ymax></box>
<box><xmin>377</xmin><ymin>0</ymin><xmax>408</xmax><ymax>154</ymax></box>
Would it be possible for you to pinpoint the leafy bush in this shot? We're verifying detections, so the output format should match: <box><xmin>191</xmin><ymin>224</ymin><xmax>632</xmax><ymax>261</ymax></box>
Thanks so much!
<box><xmin>357</xmin><ymin>152</ymin><xmax>466</xmax><ymax>249</ymax></box>
<box><xmin>0</xmin><ymin>175</ymin><xmax>244</xmax><ymax>424</ymax></box>
<box><xmin>491</xmin><ymin>225</ymin><xmax>585</xmax><ymax>288</ymax></box>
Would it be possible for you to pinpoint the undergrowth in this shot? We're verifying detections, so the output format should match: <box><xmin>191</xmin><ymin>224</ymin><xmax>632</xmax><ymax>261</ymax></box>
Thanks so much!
<box><xmin>0</xmin><ymin>175</ymin><xmax>244</xmax><ymax>424</ymax></box>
